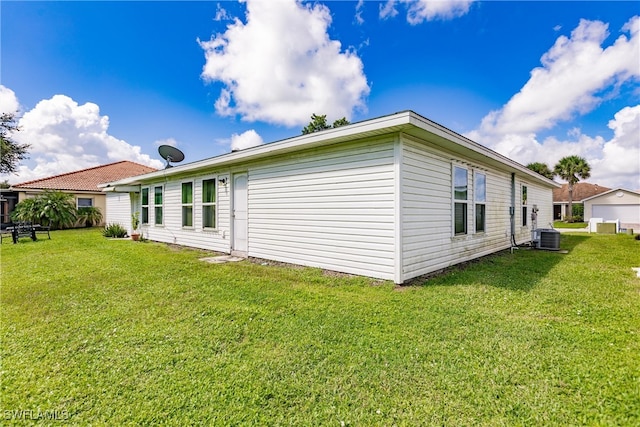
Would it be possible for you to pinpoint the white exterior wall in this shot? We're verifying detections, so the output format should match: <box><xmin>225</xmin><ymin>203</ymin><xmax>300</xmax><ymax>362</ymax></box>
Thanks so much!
<box><xmin>516</xmin><ymin>179</ymin><xmax>554</xmax><ymax>238</ymax></box>
<box><xmin>585</xmin><ymin>191</ymin><xmax>640</xmax><ymax>209</ymax></box>
<box><xmin>400</xmin><ymin>137</ymin><xmax>554</xmax><ymax>282</ymax></box>
<box><xmin>247</xmin><ymin>137</ymin><xmax>397</xmax><ymax>281</ymax></box>
<box><xmin>104</xmin><ymin>128</ymin><xmax>555</xmax><ymax>284</ymax></box>
<box><xmin>584</xmin><ymin>190</ymin><xmax>640</xmax><ymax>226</ymax></box>
<box><xmin>140</xmin><ymin>173</ymin><xmax>231</xmax><ymax>253</ymax></box>
<box><xmin>105</xmin><ymin>192</ymin><xmax>133</xmax><ymax>234</ymax></box>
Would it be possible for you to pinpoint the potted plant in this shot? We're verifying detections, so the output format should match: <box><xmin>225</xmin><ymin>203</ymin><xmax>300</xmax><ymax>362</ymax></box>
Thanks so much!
<box><xmin>131</xmin><ymin>211</ymin><xmax>141</xmax><ymax>241</ymax></box>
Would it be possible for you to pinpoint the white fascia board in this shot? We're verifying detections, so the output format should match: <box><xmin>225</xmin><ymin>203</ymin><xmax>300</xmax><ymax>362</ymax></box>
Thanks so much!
<box><xmin>101</xmin><ymin>111</ymin><xmax>414</xmax><ymax>188</ymax></box>
<box><xmin>406</xmin><ymin>112</ymin><xmax>560</xmax><ymax>188</ymax></box>
<box><xmin>101</xmin><ymin>185</ymin><xmax>141</xmax><ymax>193</ymax></box>
<box><xmin>582</xmin><ymin>188</ymin><xmax>640</xmax><ymax>201</ymax></box>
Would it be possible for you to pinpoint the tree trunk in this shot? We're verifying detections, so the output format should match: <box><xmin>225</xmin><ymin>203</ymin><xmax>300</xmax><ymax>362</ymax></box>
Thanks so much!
<box><xmin>567</xmin><ymin>183</ymin><xmax>574</xmax><ymax>223</ymax></box>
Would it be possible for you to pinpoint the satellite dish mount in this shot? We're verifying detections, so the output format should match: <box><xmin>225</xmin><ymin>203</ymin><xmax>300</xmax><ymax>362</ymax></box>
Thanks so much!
<box><xmin>158</xmin><ymin>145</ymin><xmax>185</xmax><ymax>169</ymax></box>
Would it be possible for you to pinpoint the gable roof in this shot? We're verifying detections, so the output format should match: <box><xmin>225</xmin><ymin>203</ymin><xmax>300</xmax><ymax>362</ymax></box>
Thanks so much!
<box><xmin>581</xmin><ymin>187</ymin><xmax>640</xmax><ymax>202</ymax></box>
<box><xmin>552</xmin><ymin>182</ymin><xmax>611</xmax><ymax>203</ymax></box>
<box><xmin>12</xmin><ymin>161</ymin><xmax>157</xmax><ymax>193</ymax></box>
<box><xmin>102</xmin><ymin>111</ymin><xmax>560</xmax><ymax>190</ymax></box>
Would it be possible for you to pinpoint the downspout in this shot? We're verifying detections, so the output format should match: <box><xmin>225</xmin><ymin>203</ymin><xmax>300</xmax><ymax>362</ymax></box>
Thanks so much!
<box><xmin>510</xmin><ymin>172</ymin><xmax>518</xmax><ymax>251</ymax></box>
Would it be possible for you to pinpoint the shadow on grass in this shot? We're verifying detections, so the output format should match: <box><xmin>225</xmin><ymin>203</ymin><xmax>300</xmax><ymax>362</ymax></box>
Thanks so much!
<box><xmin>410</xmin><ymin>234</ymin><xmax>591</xmax><ymax>292</ymax></box>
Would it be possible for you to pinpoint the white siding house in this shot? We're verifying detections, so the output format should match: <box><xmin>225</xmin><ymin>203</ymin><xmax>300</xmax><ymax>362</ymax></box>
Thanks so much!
<box><xmin>583</xmin><ymin>188</ymin><xmax>640</xmax><ymax>230</ymax></box>
<box><xmin>102</xmin><ymin>111</ymin><xmax>559</xmax><ymax>284</ymax></box>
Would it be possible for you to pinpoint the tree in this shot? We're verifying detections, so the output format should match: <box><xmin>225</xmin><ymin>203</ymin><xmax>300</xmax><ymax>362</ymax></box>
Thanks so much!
<box><xmin>40</xmin><ymin>191</ymin><xmax>78</xmax><ymax>229</ymax></box>
<box><xmin>77</xmin><ymin>206</ymin><xmax>103</xmax><ymax>227</ymax></box>
<box><xmin>301</xmin><ymin>114</ymin><xmax>350</xmax><ymax>134</ymax></box>
<box><xmin>0</xmin><ymin>112</ymin><xmax>30</xmax><ymax>174</ymax></box>
<box><xmin>553</xmin><ymin>155</ymin><xmax>591</xmax><ymax>223</ymax></box>
<box><xmin>11</xmin><ymin>190</ymin><xmax>78</xmax><ymax>229</ymax></box>
<box><xmin>526</xmin><ymin>162</ymin><xmax>554</xmax><ymax>180</ymax></box>
<box><xmin>11</xmin><ymin>197</ymin><xmax>44</xmax><ymax>224</ymax></box>
<box><xmin>302</xmin><ymin>114</ymin><xmax>330</xmax><ymax>134</ymax></box>
<box><xmin>332</xmin><ymin>117</ymin><xmax>351</xmax><ymax>128</ymax></box>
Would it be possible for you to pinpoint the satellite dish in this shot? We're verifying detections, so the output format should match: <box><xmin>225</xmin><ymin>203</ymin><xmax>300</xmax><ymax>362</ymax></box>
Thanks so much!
<box><xmin>158</xmin><ymin>145</ymin><xmax>185</xmax><ymax>169</ymax></box>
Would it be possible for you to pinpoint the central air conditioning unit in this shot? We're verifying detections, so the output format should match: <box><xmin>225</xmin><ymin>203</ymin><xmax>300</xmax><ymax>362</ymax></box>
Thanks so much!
<box><xmin>532</xmin><ymin>228</ymin><xmax>561</xmax><ymax>251</ymax></box>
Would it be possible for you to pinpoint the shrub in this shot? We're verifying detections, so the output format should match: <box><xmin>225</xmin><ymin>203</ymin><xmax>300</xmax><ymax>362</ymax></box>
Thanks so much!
<box><xmin>12</xmin><ymin>190</ymin><xmax>77</xmax><ymax>229</ymax></box>
<box><xmin>572</xmin><ymin>203</ymin><xmax>584</xmax><ymax>219</ymax></box>
<box><xmin>77</xmin><ymin>207</ymin><xmax>104</xmax><ymax>227</ymax></box>
<box><xmin>102</xmin><ymin>223</ymin><xmax>128</xmax><ymax>238</ymax></box>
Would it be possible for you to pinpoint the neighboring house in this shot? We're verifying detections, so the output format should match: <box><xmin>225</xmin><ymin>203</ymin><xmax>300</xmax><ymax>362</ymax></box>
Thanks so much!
<box><xmin>9</xmin><ymin>161</ymin><xmax>157</xmax><ymax>227</ymax></box>
<box><xmin>552</xmin><ymin>182</ymin><xmax>610</xmax><ymax>220</ymax></box>
<box><xmin>102</xmin><ymin>111</ymin><xmax>559</xmax><ymax>284</ymax></box>
<box><xmin>583</xmin><ymin>188</ymin><xmax>640</xmax><ymax>231</ymax></box>
<box><xmin>0</xmin><ymin>188</ymin><xmax>19</xmax><ymax>229</ymax></box>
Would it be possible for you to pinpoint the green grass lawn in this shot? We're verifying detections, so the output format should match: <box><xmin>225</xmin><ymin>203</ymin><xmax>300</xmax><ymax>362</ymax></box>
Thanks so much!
<box><xmin>553</xmin><ymin>221</ymin><xmax>588</xmax><ymax>229</ymax></box>
<box><xmin>2</xmin><ymin>229</ymin><xmax>639</xmax><ymax>425</ymax></box>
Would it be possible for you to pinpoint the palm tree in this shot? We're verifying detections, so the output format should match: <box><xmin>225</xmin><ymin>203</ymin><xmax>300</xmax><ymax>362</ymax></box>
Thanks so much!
<box><xmin>77</xmin><ymin>206</ymin><xmax>103</xmax><ymax>227</ymax></box>
<box><xmin>39</xmin><ymin>190</ymin><xmax>77</xmax><ymax>229</ymax></box>
<box><xmin>553</xmin><ymin>155</ymin><xmax>591</xmax><ymax>222</ymax></box>
<box><xmin>526</xmin><ymin>162</ymin><xmax>554</xmax><ymax>180</ymax></box>
<box><xmin>11</xmin><ymin>197</ymin><xmax>44</xmax><ymax>224</ymax></box>
<box><xmin>11</xmin><ymin>190</ymin><xmax>78</xmax><ymax>229</ymax></box>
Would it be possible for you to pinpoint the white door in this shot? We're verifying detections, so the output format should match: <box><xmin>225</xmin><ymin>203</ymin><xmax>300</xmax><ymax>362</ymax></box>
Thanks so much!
<box><xmin>232</xmin><ymin>173</ymin><xmax>248</xmax><ymax>255</ymax></box>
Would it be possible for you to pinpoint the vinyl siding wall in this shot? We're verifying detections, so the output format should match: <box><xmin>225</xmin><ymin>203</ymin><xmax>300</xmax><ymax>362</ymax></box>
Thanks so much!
<box><xmin>105</xmin><ymin>192</ymin><xmax>133</xmax><ymax>234</ymax></box>
<box><xmin>400</xmin><ymin>136</ymin><xmax>553</xmax><ymax>282</ymax></box>
<box><xmin>247</xmin><ymin>137</ymin><xmax>397</xmax><ymax>281</ymax></box>
<box><xmin>112</xmin><ymin>131</ymin><xmax>554</xmax><ymax>283</ymax></box>
<box><xmin>139</xmin><ymin>173</ymin><xmax>231</xmax><ymax>253</ymax></box>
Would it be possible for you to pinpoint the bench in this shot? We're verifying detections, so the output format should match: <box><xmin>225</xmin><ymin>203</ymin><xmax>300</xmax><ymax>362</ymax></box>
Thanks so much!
<box><xmin>1</xmin><ymin>222</ymin><xmax>52</xmax><ymax>244</ymax></box>
<box><xmin>0</xmin><ymin>228</ymin><xmax>12</xmax><ymax>243</ymax></box>
<box><xmin>34</xmin><ymin>224</ymin><xmax>51</xmax><ymax>240</ymax></box>
<box><xmin>11</xmin><ymin>222</ymin><xmax>37</xmax><ymax>243</ymax></box>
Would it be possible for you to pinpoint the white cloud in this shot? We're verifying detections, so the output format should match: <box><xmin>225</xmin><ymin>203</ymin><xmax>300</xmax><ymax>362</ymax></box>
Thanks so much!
<box><xmin>355</xmin><ymin>0</ymin><xmax>365</xmax><ymax>25</ymax></box>
<box><xmin>380</xmin><ymin>0</ymin><xmax>474</xmax><ymax>23</ymax></box>
<box><xmin>1</xmin><ymin>93</ymin><xmax>164</xmax><ymax>184</ymax></box>
<box><xmin>154</xmin><ymin>137</ymin><xmax>179</xmax><ymax>147</ymax></box>
<box><xmin>214</xmin><ymin>3</ymin><xmax>230</xmax><ymax>21</ymax></box>
<box><xmin>477</xmin><ymin>16</ymin><xmax>639</xmax><ymax>137</ymax></box>
<box><xmin>0</xmin><ymin>85</ymin><xmax>20</xmax><ymax>114</ymax></box>
<box><xmin>467</xmin><ymin>16</ymin><xmax>640</xmax><ymax>190</ymax></box>
<box><xmin>592</xmin><ymin>105</ymin><xmax>640</xmax><ymax>190</ymax></box>
<box><xmin>231</xmin><ymin>129</ymin><xmax>264</xmax><ymax>151</ymax></box>
<box><xmin>199</xmin><ymin>0</ymin><xmax>370</xmax><ymax>127</ymax></box>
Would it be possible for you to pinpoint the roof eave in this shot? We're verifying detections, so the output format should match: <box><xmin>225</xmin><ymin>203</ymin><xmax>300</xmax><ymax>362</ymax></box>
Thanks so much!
<box><xmin>101</xmin><ymin>110</ymin><xmax>559</xmax><ymax>189</ymax></box>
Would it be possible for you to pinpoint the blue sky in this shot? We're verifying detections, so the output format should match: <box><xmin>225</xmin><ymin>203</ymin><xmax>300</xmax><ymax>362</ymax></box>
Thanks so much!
<box><xmin>1</xmin><ymin>1</ymin><xmax>639</xmax><ymax>189</ymax></box>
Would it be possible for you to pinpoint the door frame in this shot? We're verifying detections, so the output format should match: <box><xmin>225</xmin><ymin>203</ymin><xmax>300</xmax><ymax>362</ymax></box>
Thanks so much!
<box><xmin>231</xmin><ymin>172</ymin><xmax>248</xmax><ymax>257</ymax></box>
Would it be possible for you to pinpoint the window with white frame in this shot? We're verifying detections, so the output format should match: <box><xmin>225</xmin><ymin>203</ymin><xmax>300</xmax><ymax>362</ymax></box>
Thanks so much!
<box><xmin>522</xmin><ymin>185</ymin><xmax>528</xmax><ymax>227</ymax></box>
<box><xmin>154</xmin><ymin>186</ymin><xmax>163</xmax><ymax>226</ymax></box>
<box><xmin>475</xmin><ymin>172</ymin><xmax>486</xmax><ymax>233</ymax></box>
<box><xmin>77</xmin><ymin>197</ymin><xmax>93</xmax><ymax>208</ymax></box>
<box><xmin>182</xmin><ymin>182</ymin><xmax>193</xmax><ymax>227</ymax></box>
<box><xmin>453</xmin><ymin>166</ymin><xmax>468</xmax><ymax>235</ymax></box>
<box><xmin>141</xmin><ymin>188</ymin><xmax>149</xmax><ymax>224</ymax></box>
<box><xmin>202</xmin><ymin>179</ymin><xmax>216</xmax><ymax>229</ymax></box>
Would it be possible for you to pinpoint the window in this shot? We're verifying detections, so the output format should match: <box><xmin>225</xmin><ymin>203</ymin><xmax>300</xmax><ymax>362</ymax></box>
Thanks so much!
<box><xmin>182</xmin><ymin>182</ymin><xmax>193</xmax><ymax>227</ymax></box>
<box><xmin>141</xmin><ymin>188</ymin><xmax>149</xmax><ymax>224</ymax></box>
<box><xmin>77</xmin><ymin>197</ymin><xmax>93</xmax><ymax>208</ymax></box>
<box><xmin>154</xmin><ymin>186</ymin><xmax>163</xmax><ymax>225</ymax></box>
<box><xmin>522</xmin><ymin>185</ymin><xmax>528</xmax><ymax>227</ymax></box>
<box><xmin>475</xmin><ymin>172</ymin><xmax>486</xmax><ymax>233</ymax></box>
<box><xmin>202</xmin><ymin>179</ymin><xmax>216</xmax><ymax>229</ymax></box>
<box><xmin>453</xmin><ymin>166</ymin><xmax>468</xmax><ymax>235</ymax></box>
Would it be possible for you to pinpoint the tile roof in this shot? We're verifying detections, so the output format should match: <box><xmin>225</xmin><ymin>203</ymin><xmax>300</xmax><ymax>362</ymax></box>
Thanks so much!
<box><xmin>12</xmin><ymin>161</ymin><xmax>157</xmax><ymax>192</ymax></box>
<box><xmin>552</xmin><ymin>182</ymin><xmax>611</xmax><ymax>202</ymax></box>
